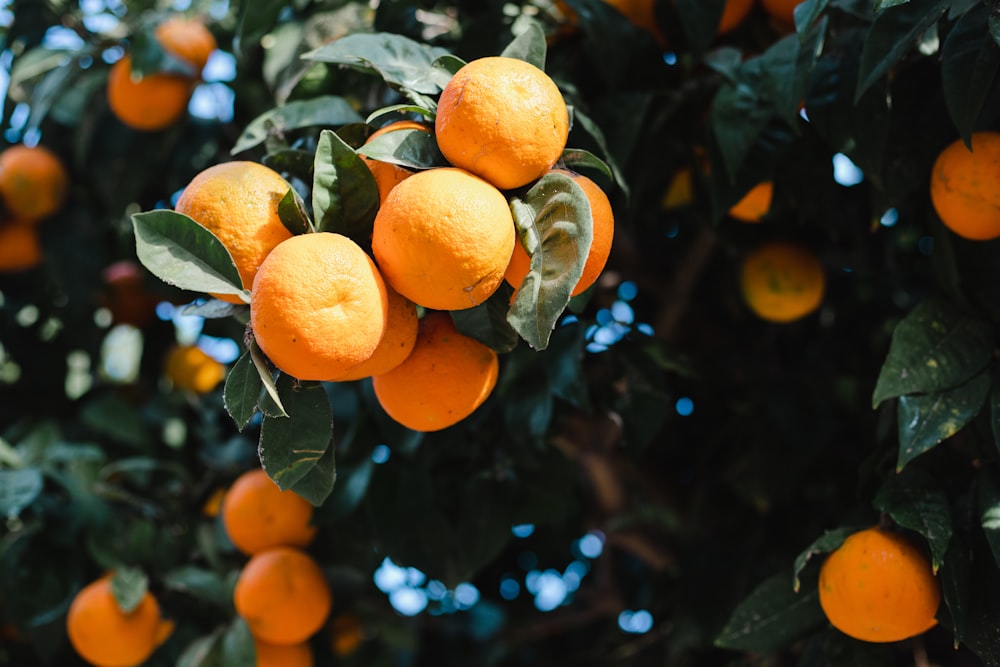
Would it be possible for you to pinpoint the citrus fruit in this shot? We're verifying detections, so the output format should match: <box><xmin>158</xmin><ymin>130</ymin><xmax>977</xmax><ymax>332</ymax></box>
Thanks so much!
<box><xmin>233</xmin><ymin>546</ymin><xmax>332</xmax><ymax>646</ymax></box>
<box><xmin>164</xmin><ymin>344</ymin><xmax>225</xmax><ymax>394</ymax></box>
<box><xmin>435</xmin><ymin>57</ymin><xmax>569</xmax><ymax>190</ymax></box>
<box><xmin>361</xmin><ymin>120</ymin><xmax>432</xmax><ymax>201</ymax></box>
<box><xmin>153</xmin><ymin>16</ymin><xmax>217</xmax><ymax>72</ymax></box>
<box><xmin>372</xmin><ymin>167</ymin><xmax>515</xmax><ymax>311</ymax></box>
<box><xmin>329</xmin><ymin>613</ymin><xmax>364</xmax><ymax>657</ymax></box>
<box><xmin>331</xmin><ymin>284</ymin><xmax>418</xmax><ymax>381</ymax></box>
<box><xmin>255</xmin><ymin>638</ymin><xmax>314</xmax><ymax>667</ymax></box>
<box><xmin>740</xmin><ymin>241</ymin><xmax>825</xmax><ymax>323</ymax></box>
<box><xmin>729</xmin><ymin>181</ymin><xmax>774</xmax><ymax>223</ymax></box>
<box><xmin>0</xmin><ymin>144</ymin><xmax>68</xmax><ymax>222</ymax></box>
<box><xmin>604</xmin><ymin>0</ymin><xmax>667</xmax><ymax>46</ymax></box>
<box><xmin>250</xmin><ymin>232</ymin><xmax>388</xmax><ymax>381</ymax></box>
<box><xmin>221</xmin><ymin>468</ymin><xmax>318</xmax><ymax>556</ymax></box>
<box><xmin>930</xmin><ymin>131</ymin><xmax>1000</xmax><ymax>240</ymax></box>
<box><xmin>719</xmin><ymin>0</ymin><xmax>754</xmax><ymax>33</ymax></box>
<box><xmin>372</xmin><ymin>311</ymin><xmax>499</xmax><ymax>432</ymax></box>
<box><xmin>0</xmin><ymin>221</ymin><xmax>42</xmax><ymax>272</ymax></box>
<box><xmin>818</xmin><ymin>526</ymin><xmax>941</xmax><ymax>643</ymax></box>
<box><xmin>504</xmin><ymin>169</ymin><xmax>615</xmax><ymax>297</ymax></box>
<box><xmin>761</xmin><ymin>0</ymin><xmax>801</xmax><ymax>26</ymax></box>
<box><xmin>66</xmin><ymin>575</ymin><xmax>175</xmax><ymax>667</ymax></box>
<box><xmin>174</xmin><ymin>161</ymin><xmax>295</xmax><ymax>303</ymax></box>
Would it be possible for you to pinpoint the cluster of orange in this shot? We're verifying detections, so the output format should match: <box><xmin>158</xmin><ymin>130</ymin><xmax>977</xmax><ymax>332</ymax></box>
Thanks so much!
<box><xmin>175</xmin><ymin>55</ymin><xmax>615</xmax><ymax>432</ymax></box>
<box><xmin>107</xmin><ymin>16</ymin><xmax>216</xmax><ymax>131</ymax></box>
<box><xmin>0</xmin><ymin>144</ymin><xmax>67</xmax><ymax>272</ymax></box>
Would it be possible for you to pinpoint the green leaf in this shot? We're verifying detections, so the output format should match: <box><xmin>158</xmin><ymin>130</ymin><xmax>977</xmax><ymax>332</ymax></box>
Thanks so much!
<box><xmin>219</xmin><ymin>618</ymin><xmax>256</xmax><ymax>667</ymax></box>
<box><xmin>873</xmin><ymin>0</ymin><xmax>910</xmax><ymax>10</ymax></box>
<box><xmin>430</xmin><ymin>54</ymin><xmax>467</xmax><ymax>89</ymax></box>
<box><xmin>714</xmin><ymin>571</ymin><xmax>826</xmax><ymax>652</ymax></box>
<box><xmin>795</xmin><ymin>0</ymin><xmax>831</xmax><ymax>39</ymax></box>
<box><xmin>709</xmin><ymin>67</ymin><xmax>774</xmax><ymax>182</ymax></box>
<box><xmin>991</xmin><ymin>13</ymin><xmax>1000</xmax><ymax>49</ymax></box>
<box><xmin>163</xmin><ymin>566</ymin><xmax>235</xmax><ymax>610</ymax></box>
<box><xmin>312</xmin><ymin>129</ymin><xmax>380</xmax><ymax>243</ymax></box>
<box><xmin>0</xmin><ymin>468</ymin><xmax>43</xmax><ymax>519</ymax></box>
<box><xmin>110</xmin><ymin>567</ymin><xmax>148</xmax><ymax>614</ymax></box>
<box><xmin>871</xmin><ymin>299</ymin><xmax>994</xmax><ymax>408</ymax></box>
<box><xmin>792</xmin><ymin>526</ymin><xmax>856</xmax><ymax>592</ymax></box>
<box><xmin>288</xmin><ymin>434</ymin><xmax>337</xmax><ymax>507</ymax></box>
<box><xmin>261</xmin><ymin>149</ymin><xmax>315</xmax><ymax>180</ymax></box>
<box><xmin>323</xmin><ymin>458</ymin><xmax>372</xmax><ymax>520</ymax></box>
<box><xmin>873</xmin><ymin>467</ymin><xmax>952</xmax><ymax>570</ymax></box>
<box><xmin>978</xmin><ymin>469</ymin><xmax>1000</xmax><ymax>569</ymax></box>
<box><xmin>9</xmin><ymin>47</ymin><xmax>74</xmax><ymax>96</ymax></box>
<box><xmin>180</xmin><ymin>299</ymin><xmax>248</xmax><ymax>320</ymax></box>
<box><xmin>365</xmin><ymin>104</ymin><xmax>435</xmax><ymax>125</ymax></box>
<box><xmin>940</xmin><ymin>535</ymin><xmax>971</xmax><ymax>644</ymax></box>
<box><xmin>249</xmin><ymin>340</ymin><xmax>287</xmax><ymax>418</ymax></box>
<box><xmin>571</xmin><ymin>108</ymin><xmax>629</xmax><ymax>198</ymax></box>
<box><xmin>233</xmin><ymin>0</ymin><xmax>285</xmax><ymax>56</ymax></box>
<box><xmin>258</xmin><ymin>377</ymin><xmax>333</xmax><ymax>492</ymax></box>
<box><xmin>542</xmin><ymin>320</ymin><xmax>589</xmax><ymax>409</ymax></box>
<box><xmin>941</xmin><ymin>4</ymin><xmax>1000</xmax><ymax>146</ymax></box>
<box><xmin>224</xmin><ymin>350</ymin><xmax>261</xmax><ymax>432</ymax></box>
<box><xmin>451</xmin><ymin>285</ymin><xmax>520</xmax><ymax>354</ymax></box>
<box><xmin>559</xmin><ymin>149</ymin><xmax>614</xmax><ymax>182</ymax></box>
<box><xmin>80</xmin><ymin>392</ymin><xmax>152</xmax><ymax>448</ymax></box>
<box><xmin>277</xmin><ymin>187</ymin><xmax>313</xmax><ymax>235</ymax></box>
<box><xmin>674</xmin><ymin>0</ymin><xmax>727</xmax><ymax>53</ymax></box>
<box><xmin>896</xmin><ymin>370</ymin><xmax>990</xmax><ymax>471</ymax></box>
<box><xmin>500</xmin><ymin>19</ymin><xmax>547</xmax><ymax>70</ymax></box>
<box><xmin>131</xmin><ymin>210</ymin><xmax>248</xmax><ymax>302</ymax></box>
<box><xmin>759</xmin><ymin>21</ymin><xmax>826</xmax><ymax>127</ymax></box>
<box><xmin>356</xmin><ymin>127</ymin><xmax>446</xmax><ymax>170</ymax></box>
<box><xmin>855</xmin><ymin>0</ymin><xmax>949</xmax><ymax>101</ymax></box>
<box><xmin>177</xmin><ymin>634</ymin><xmax>221</xmax><ymax>667</ymax></box>
<box><xmin>231</xmin><ymin>96</ymin><xmax>364</xmax><ymax>155</ymax></box>
<box><xmin>506</xmin><ymin>172</ymin><xmax>593</xmax><ymax>350</ymax></box>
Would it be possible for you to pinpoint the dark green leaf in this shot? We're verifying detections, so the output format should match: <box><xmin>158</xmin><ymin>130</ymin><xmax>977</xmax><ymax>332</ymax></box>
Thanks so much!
<box><xmin>261</xmin><ymin>149</ymin><xmax>315</xmax><ymax>179</ymax></box>
<box><xmin>500</xmin><ymin>19</ymin><xmax>547</xmax><ymax>70</ymax></box>
<box><xmin>231</xmin><ymin>97</ymin><xmax>364</xmax><ymax>155</ymax></box>
<box><xmin>288</xmin><ymin>433</ymin><xmax>337</xmax><ymax>507</ymax></box>
<box><xmin>258</xmin><ymin>377</ymin><xmax>332</xmax><ymax>491</ymax></box>
<box><xmin>941</xmin><ymin>4</ymin><xmax>1000</xmax><ymax>146</ymax></box>
<box><xmin>896</xmin><ymin>370</ymin><xmax>990</xmax><ymax>471</ymax></box>
<box><xmin>674</xmin><ymin>0</ymin><xmax>727</xmax><ymax>53</ymax></box>
<box><xmin>571</xmin><ymin>108</ymin><xmax>630</xmax><ymax>198</ymax></box>
<box><xmin>312</xmin><ymin>129</ymin><xmax>380</xmax><ymax>243</ymax></box>
<box><xmin>872</xmin><ymin>299</ymin><xmax>994</xmax><ymax>407</ymax></box>
<box><xmin>249</xmin><ymin>340</ymin><xmax>287</xmax><ymax>418</ymax></box>
<box><xmin>277</xmin><ymin>187</ymin><xmax>313</xmax><ymax>235</ymax></box>
<box><xmin>795</xmin><ymin>0</ymin><xmax>830</xmax><ymax>39</ymax></box>
<box><xmin>177</xmin><ymin>634</ymin><xmax>221</xmax><ymax>667</ymax></box>
<box><xmin>714</xmin><ymin>571</ymin><xmax>826</xmax><ymax>652</ymax></box>
<box><xmin>940</xmin><ymin>535</ymin><xmax>971</xmax><ymax>644</ymax></box>
<box><xmin>163</xmin><ymin>567</ymin><xmax>235</xmax><ymax>610</ymax></box>
<box><xmin>224</xmin><ymin>350</ymin><xmax>261</xmax><ymax>432</ymax></box>
<box><xmin>978</xmin><ymin>469</ymin><xmax>1000</xmax><ymax>569</ymax></box>
<box><xmin>874</xmin><ymin>0</ymin><xmax>911</xmax><ymax>10</ymax></box>
<box><xmin>874</xmin><ymin>467</ymin><xmax>952</xmax><ymax>569</ymax></box>
<box><xmin>949</xmin><ymin>0</ymin><xmax>980</xmax><ymax>18</ymax></box>
<box><xmin>219</xmin><ymin>618</ymin><xmax>256</xmax><ymax>667</ymax></box>
<box><xmin>703</xmin><ymin>46</ymin><xmax>743</xmax><ymax>82</ymax></box>
<box><xmin>759</xmin><ymin>20</ymin><xmax>826</xmax><ymax>126</ymax></box>
<box><xmin>560</xmin><ymin>149</ymin><xmax>614</xmax><ymax>182</ymax></box>
<box><xmin>357</xmin><ymin>127</ymin><xmax>446</xmax><ymax>170</ymax></box>
<box><xmin>507</xmin><ymin>172</ymin><xmax>593</xmax><ymax>350</ymax></box>
<box><xmin>991</xmin><ymin>12</ymin><xmax>1000</xmax><ymax>49</ymax></box>
<box><xmin>323</xmin><ymin>458</ymin><xmax>372</xmax><ymax>520</ymax></box>
<box><xmin>542</xmin><ymin>320</ymin><xmax>589</xmax><ymax>408</ymax></box>
<box><xmin>80</xmin><ymin>392</ymin><xmax>152</xmax><ymax>448</ymax></box>
<box><xmin>132</xmin><ymin>210</ymin><xmax>247</xmax><ymax>302</ymax></box>
<box><xmin>709</xmin><ymin>69</ymin><xmax>774</xmax><ymax>182</ymax></box>
<box><xmin>234</xmin><ymin>0</ymin><xmax>285</xmax><ymax>57</ymax></box>
<box><xmin>792</xmin><ymin>526</ymin><xmax>856</xmax><ymax>592</ymax></box>
<box><xmin>0</xmin><ymin>468</ymin><xmax>43</xmax><ymax>519</ymax></box>
<box><xmin>110</xmin><ymin>567</ymin><xmax>148</xmax><ymax>614</ymax></box>
<box><xmin>450</xmin><ymin>285</ymin><xmax>520</xmax><ymax>354</ymax></box>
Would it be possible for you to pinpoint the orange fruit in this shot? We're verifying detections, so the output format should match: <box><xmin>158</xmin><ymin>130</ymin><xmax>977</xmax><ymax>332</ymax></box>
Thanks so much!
<box><xmin>372</xmin><ymin>167</ymin><xmax>515</xmax><ymax>311</ymax></box>
<box><xmin>930</xmin><ymin>131</ymin><xmax>1000</xmax><ymax>240</ymax></box>
<box><xmin>255</xmin><ymin>638</ymin><xmax>314</xmax><ymax>667</ymax></box>
<box><xmin>760</xmin><ymin>0</ymin><xmax>801</xmax><ymax>26</ymax></box>
<box><xmin>819</xmin><ymin>526</ymin><xmax>941</xmax><ymax>643</ymax></box>
<box><xmin>163</xmin><ymin>344</ymin><xmax>225</xmax><ymax>394</ymax></box>
<box><xmin>174</xmin><ymin>161</ymin><xmax>295</xmax><ymax>303</ymax></box>
<box><xmin>332</xmin><ymin>284</ymin><xmax>418</xmax><ymax>381</ymax></box>
<box><xmin>0</xmin><ymin>144</ymin><xmax>68</xmax><ymax>222</ymax></box>
<box><xmin>604</xmin><ymin>0</ymin><xmax>667</xmax><ymax>46</ymax></box>
<box><xmin>728</xmin><ymin>181</ymin><xmax>774</xmax><ymax>223</ymax></box>
<box><xmin>362</xmin><ymin>120</ymin><xmax>432</xmax><ymax>201</ymax></box>
<box><xmin>435</xmin><ymin>57</ymin><xmax>569</xmax><ymax>190</ymax></box>
<box><xmin>329</xmin><ymin>613</ymin><xmax>364</xmax><ymax>657</ymax></box>
<box><xmin>221</xmin><ymin>469</ymin><xmax>318</xmax><ymax>556</ymax></box>
<box><xmin>153</xmin><ymin>16</ymin><xmax>217</xmax><ymax>72</ymax></box>
<box><xmin>250</xmin><ymin>232</ymin><xmax>388</xmax><ymax>381</ymax></box>
<box><xmin>372</xmin><ymin>311</ymin><xmax>499</xmax><ymax>432</ymax></box>
<box><xmin>740</xmin><ymin>241</ymin><xmax>824</xmax><ymax>323</ymax></box>
<box><xmin>0</xmin><ymin>221</ymin><xmax>41</xmax><ymax>272</ymax></box>
<box><xmin>233</xmin><ymin>546</ymin><xmax>332</xmax><ymax>646</ymax></box>
<box><xmin>66</xmin><ymin>576</ymin><xmax>175</xmax><ymax>667</ymax></box>
<box><xmin>719</xmin><ymin>0</ymin><xmax>754</xmax><ymax>33</ymax></box>
<box><xmin>504</xmin><ymin>169</ymin><xmax>615</xmax><ymax>297</ymax></box>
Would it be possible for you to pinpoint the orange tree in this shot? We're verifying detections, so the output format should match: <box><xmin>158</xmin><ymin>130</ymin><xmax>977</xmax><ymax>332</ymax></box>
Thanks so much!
<box><xmin>3</xmin><ymin>0</ymin><xmax>1000</xmax><ymax>665</ymax></box>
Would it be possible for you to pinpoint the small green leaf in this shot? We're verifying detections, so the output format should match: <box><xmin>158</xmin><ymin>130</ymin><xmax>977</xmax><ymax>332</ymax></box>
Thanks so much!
<box><xmin>277</xmin><ymin>187</ymin><xmax>313</xmax><ymax>235</ymax></box>
<box><xmin>249</xmin><ymin>340</ymin><xmax>287</xmax><ymax>418</ymax></box>
<box><xmin>132</xmin><ymin>210</ymin><xmax>248</xmax><ymax>302</ymax></box>
<box><xmin>874</xmin><ymin>467</ymin><xmax>952</xmax><ymax>570</ymax></box>
<box><xmin>709</xmin><ymin>67</ymin><xmax>774</xmax><ymax>182</ymax></box>
<box><xmin>357</xmin><ymin>127</ymin><xmax>446</xmax><ymax>170</ymax></box>
<box><xmin>219</xmin><ymin>618</ymin><xmax>256</xmax><ymax>667</ymax></box>
<box><xmin>258</xmin><ymin>377</ymin><xmax>333</xmax><ymax>491</ymax></box>
<box><xmin>559</xmin><ymin>149</ymin><xmax>614</xmax><ymax>182</ymax></box>
<box><xmin>110</xmin><ymin>567</ymin><xmax>149</xmax><ymax>614</ymax></box>
<box><xmin>288</xmin><ymin>434</ymin><xmax>337</xmax><ymax>507</ymax></box>
<box><xmin>365</xmin><ymin>104</ymin><xmax>435</xmax><ymax>125</ymax></box>
<box><xmin>0</xmin><ymin>468</ymin><xmax>43</xmax><ymax>519</ymax></box>
<box><xmin>507</xmin><ymin>172</ymin><xmax>593</xmax><ymax>350</ymax></box>
<box><xmin>714</xmin><ymin>571</ymin><xmax>826</xmax><ymax>652</ymax></box>
<box><xmin>234</xmin><ymin>0</ymin><xmax>286</xmax><ymax>56</ymax></box>
<box><xmin>500</xmin><ymin>19</ymin><xmax>547</xmax><ymax>70</ymax></box>
<box><xmin>571</xmin><ymin>108</ymin><xmax>630</xmax><ymax>199</ymax></box>
<box><xmin>231</xmin><ymin>96</ymin><xmax>364</xmax><ymax>154</ymax></box>
<box><xmin>941</xmin><ymin>4</ymin><xmax>1000</xmax><ymax>146</ymax></box>
<box><xmin>451</xmin><ymin>285</ymin><xmax>520</xmax><ymax>354</ymax></box>
<box><xmin>872</xmin><ymin>299</ymin><xmax>994</xmax><ymax>408</ymax></box>
<box><xmin>792</xmin><ymin>526</ymin><xmax>857</xmax><ymax>592</ymax></box>
<box><xmin>977</xmin><ymin>469</ymin><xmax>1000</xmax><ymax>569</ymax></box>
<box><xmin>312</xmin><ymin>129</ymin><xmax>380</xmax><ymax>243</ymax></box>
<box><xmin>224</xmin><ymin>350</ymin><xmax>261</xmax><ymax>432</ymax></box>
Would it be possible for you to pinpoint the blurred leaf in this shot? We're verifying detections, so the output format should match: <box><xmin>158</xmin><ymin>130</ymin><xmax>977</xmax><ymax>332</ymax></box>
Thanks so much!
<box><xmin>357</xmin><ymin>127</ymin><xmax>446</xmax><ymax>170</ymax></box>
<box><xmin>873</xmin><ymin>467</ymin><xmax>952</xmax><ymax>569</ymax></box>
<box><xmin>177</xmin><ymin>633</ymin><xmax>221</xmax><ymax>667</ymax></box>
<box><xmin>715</xmin><ymin>570</ymin><xmax>826</xmax><ymax>652</ymax></box>
<box><xmin>674</xmin><ymin>0</ymin><xmax>726</xmax><ymax>53</ymax></box>
<box><xmin>219</xmin><ymin>618</ymin><xmax>256</xmax><ymax>667</ymax></box>
<box><xmin>941</xmin><ymin>532</ymin><xmax>971</xmax><ymax>644</ymax></box>
<box><xmin>795</xmin><ymin>0</ymin><xmax>831</xmax><ymax>38</ymax></box>
<box><xmin>500</xmin><ymin>19</ymin><xmax>546</xmax><ymax>70</ymax></box>
<box><xmin>759</xmin><ymin>22</ymin><xmax>826</xmax><ymax>126</ymax></box>
<box><xmin>163</xmin><ymin>566</ymin><xmax>235</xmax><ymax>610</ymax></box>
<box><xmin>507</xmin><ymin>172</ymin><xmax>593</xmax><ymax>350</ymax></box>
<box><xmin>709</xmin><ymin>68</ymin><xmax>774</xmax><ymax>183</ymax></box>
<box><xmin>874</xmin><ymin>0</ymin><xmax>910</xmax><ymax>10</ymax></box>
<box><xmin>895</xmin><ymin>370</ymin><xmax>990</xmax><ymax>471</ymax></box>
<box><xmin>258</xmin><ymin>377</ymin><xmax>332</xmax><ymax>492</ymax></box>
<box><xmin>703</xmin><ymin>46</ymin><xmax>743</xmax><ymax>81</ymax></box>
<box><xmin>871</xmin><ymin>299</ymin><xmax>994</xmax><ymax>408</ymax></box>
<box><xmin>949</xmin><ymin>0</ymin><xmax>980</xmax><ymax>18</ymax></box>
<box><xmin>231</xmin><ymin>96</ymin><xmax>363</xmax><ymax>154</ymax></box>
<box><xmin>80</xmin><ymin>392</ymin><xmax>151</xmax><ymax>449</ymax></box>
<box><xmin>223</xmin><ymin>350</ymin><xmax>260</xmax><ymax>432</ymax></box>
<box><xmin>941</xmin><ymin>4</ymin><xmax>1000</xmax><ymax>146</ymax></box>
<box><xmin>560</xmin><ymin>149</ymin><xmax>613</xmax><ymax>182</ymax></box>
<box><xmin>8</xmin><ymin>47</ymin><xmax>72</xmax><ymax>96</ymax></box>
<box><xmin>132</xmin><ymin>211</ymin><xmax>248</xmax><ymax>302</ymax></box>
<box><xmin>451</xmin><ymin>286</ymin><xmax>520</xmax><ymax>354</ymax></box>
<box><xmin>323</xmin><ymin>458</ymin><xmax>372</xmax><ymax>520</ymax></box>
<box><xmin>571</xmin><ymin>108</ymin><xmax>629</xmax><ymax>197</ymax></box>
<box><xmin>312</xmin><ymin>129</ymin><xmax>380</xmax><ymax>244</ymax></box>
<box><xmin>234</xmin><ymin>0</ymin><xmax>287</xmax><ymax>57</ymax></box>
<box><xmin>0</xmin><ymin>468</ymin><xmax>43</xmax><ymax>519</ymax></box>
<box><xmin>110</xmin><ymin>567</ymin><xmax>148</xmax><ymax>614</ymax></box>
<box><xmin>542</xmin><ymin>321</ymin><xmax>589</xmax><ymax>409</ymax></box>
<box><xmin>978</xmin><ymin>469</ymin><xmax>1000</xmax><ymax>569</ymax></box>
<box><xmin>792</xmin><ymin>526</ymin><xmax>856</xmax><ymax>592</ymax></box>
<box><xmin>288</xmin><ymin>432</ymin><xmax>337</xmax><ymax>507</ymax></box>
<box><xmin>129</xmin><ymin>26</ymin><xmax>196</xmax><ymax>78</ymax></box>
<box><xmin>277</xmin><ymin>187</ymin><xmax>313</xmax><ymax>235</ymax></box>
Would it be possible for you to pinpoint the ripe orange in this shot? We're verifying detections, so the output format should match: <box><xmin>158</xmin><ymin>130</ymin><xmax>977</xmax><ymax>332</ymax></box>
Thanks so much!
<box><xmin>66</xmin><ymin>576</ymin><xmax>175</xmax><ymax>667</ymax></box>
<box><xmin>604</xmin><ymin>0</ymin><xmax>667</xmax><ymax>46</ymax></box>
<box><xmin>435</xmin><ymin>57</ymin><xmax>569</xmax><ymax>190</ymax></box>
<box><xmin>719</xmin><ymin>0</ymin><xmax>754</xmax><ymax>34</ymax></box>
<box><xmin>332</xmin><ymin>284</ymin><xmax>418</xmax><ymax>381</ymax></box>
<box><xmin>504</xmin><ymin>169</ymin><xmax>615</xmax><ymax>297</ymax></box>
<box><xmin>174</xmin><ymin>161</ymin><xmax>295</xmax><ymax>303</ymax></box>
<box><xmin>728</xmin><ymin>181</ymin><xmax>774</xmax><ymax>223</ymax></box>
<box><xmin>372</xmin><ymin>311</ymin><xmax>499</xmax><ymax>432</ymax></box>
<box><xmin>221</xmin><ymin>468</ymin><xmax>318</xmax><ymax>556</ymax></box>
<box><xmin>740</xmin><ymin>241</ymin><xmax>824</xmax><ymax>323</ymax></box>
<box><xmin>233</xmin><ymin>546</ymin><xmax>332</xmax><ymax>646</ymax></box>
<box><xmin>362</xmin><ymin>120</ymin><xmax>432</xmax><ymax>201</ymax></box>
<box><xmin>761</xmin><ymin>0</ymin><xmax>801</xmax><ymax>27</ymax></box>
<box><xmin>930</xmin><ymin>131</ymin><xmax>1000</xmax><ymax>240</ymax></box>
<box><xmin>153</xmin><ymin>16</ymin><xmax>217</xmax><ymax>72</ymax></box>
<box><xmin>0</xmin><ymin>221</ymin><xmax>41</xmax><ymax>272</ymax></box>
<box><xmin>163</xmin><ymin>344</ymin><xmax>225</xmax><ymax>394</ymax></box>
<box><xmin>819</xmin><ymin>526</ymin><xmax>941</xmax><ymax>643</ymax></box>
<box><xmin>0</xmin><ymin>144</ymin><xmax>68</xmax><ymax>222</ymax></box>
<box><xmin>250</xmin><ymin>232</ymin><xmax>388</xmax><ymax>381</ymax></box>
<box><xmin>255</xmin><ymin>638</ymin><xmax>314</xmax><ymax>667</ymax></box>
<box><xmin>372</xmin><ymin>167</ymin><xmax>515</xmax><ymax>311</ymax></box>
